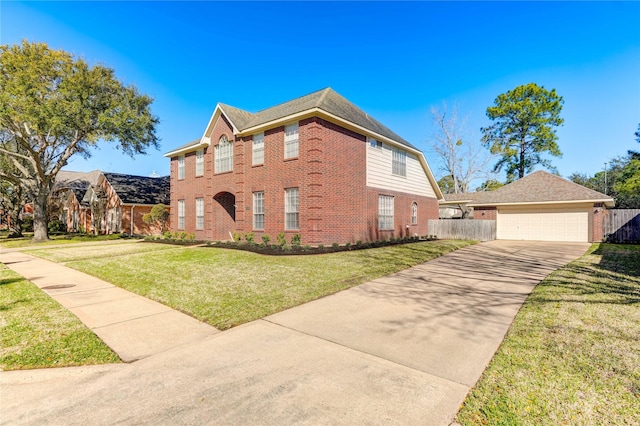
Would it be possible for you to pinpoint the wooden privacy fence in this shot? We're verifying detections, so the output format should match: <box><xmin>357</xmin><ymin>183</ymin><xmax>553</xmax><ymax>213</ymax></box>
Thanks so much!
<box><xmin>428</xmin><ymin>219</ymin><xmax>496</xmax><ymax>241</ymax></box>
<box><xmin>604</xmin><ymin>209</ymin><xmax>640</xmax><ymax>243</ymax></box>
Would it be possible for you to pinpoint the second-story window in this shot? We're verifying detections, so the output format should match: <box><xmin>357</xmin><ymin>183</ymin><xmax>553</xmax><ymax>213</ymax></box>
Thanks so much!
<box><xmin>178</xmin><ymin>156</ymin><xmax>185</xmax><ymax>179</ymax></box>
<box><xmin>195</xmin><ymin>149</ymin><xmax>204</xmax><ymax>176</ymax></box>
<box><xmin>284</xmin><ymin>123</ymin><xmax>299</xmax><ymax>159</ymax></box>
<box><xmin>215</xmin><ymin>135</ymin><xmax>233</xmax><ymax>173</ymax></box>
<box><xmin>392</xmin><ymin>148</ymin><xmax>407</xmax><ymax>177</ymax></box>
<box><xmin>253</xmin><ymin>132</ymin><xmax>264</xmax><ymax>165</ymax></box>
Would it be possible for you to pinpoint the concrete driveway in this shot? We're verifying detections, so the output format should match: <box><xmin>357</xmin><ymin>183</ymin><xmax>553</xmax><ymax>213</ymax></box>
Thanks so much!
<box><xmin>1</xmin><ymin>240</ymin><xmax>590</xmax><ymax>425</ymax></box>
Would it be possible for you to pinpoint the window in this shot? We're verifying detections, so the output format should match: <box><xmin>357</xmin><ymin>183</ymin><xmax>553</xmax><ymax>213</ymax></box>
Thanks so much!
<box><xmin>285</xmin><ymin>188</ymin><xmax>299</xmax><ymax>230</ymax></box>
<box><xmin>370</xmin><ymin>138</ymin><xmax>382</xmax><ymax>149</ymax></box>
<box><xmin>392</xmin><ymin>148</ymin><xmax>406</xmax><ymax>177</ymax></box>
<box><xmin>215</xmin><ymin>135</ymin><xmax>233</xmax><ymax>173</ymax></box>
<box><xmin>196</xmin><ymin>198</ymin><xmax>204</xmax><ymax>230</ymax></box>
<box><xmin>195</xmin><ymin>149</ymin><xmax>204</xmax><ymax>176</ymax></box>
<box><xmin>178</xmin><ymin>200</ymin><xmax>185</xmax><ymax>229</ymax></box>
<box><xmin>253</xmin><ymin>132</ymin><xmax>264</xmax><ymax>165</ymax></box>
<box><xmin>178</xmin><ymin>156</ymin><xmax>185</xmax><ymax>179</ymax></box>
<box><xmin>253</xmin><ymin>191</ymin><xmax>264</xmax><ymax>230</ymax></box>
<box><xmin>378</xmin><ymin>195</ymin><xmax>394</xmax><ymax>230</ymax></box>
<box><xmin>284</xmin><ymin>123</ymin><xmax>299</xmax><ymax>159</ymax></box>
<box><xmin>411</xmin><ymin>202</ymin><xmax>418</xmax><ymax>225</ymax></box>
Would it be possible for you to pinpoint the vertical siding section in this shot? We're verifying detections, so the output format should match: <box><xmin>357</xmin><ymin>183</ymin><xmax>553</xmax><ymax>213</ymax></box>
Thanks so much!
<box><xmin>604</xmin><ymin>209</ymin><xmax>640</xmax><ymax>243</ymax></box>
<box><xmin>366</xmin><ymin>143</ymin><xmax>435</xmax><ymax>197</ymax></box>
<box><xmin>428</xmin><ymin>219</ymin><xmax>496</xmax><ymax>241</ymax></box>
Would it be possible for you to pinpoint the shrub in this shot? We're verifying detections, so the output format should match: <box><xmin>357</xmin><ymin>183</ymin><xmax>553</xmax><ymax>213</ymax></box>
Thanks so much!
<box><xmin>179</xmin><ymin>231</ymin><xmax>187</xmax><ymax>240</ymax></box>
<box><xmin>21</xmin><ymin>216</ymin><xmax>33</xmax><ymax>232</ymax></box>
<box><xmin>332</xmin><ymin>242</ymin><xmax>339</xmax><ymax>249</ymax></box>
<box><xmin>276</xmin><ymin>232</ymin><xmax>287</xmax><ymax>247</ymax></box>
<box><xmin>47</xmin><ymin>219</ymin><xmax>65</xmax><ymax>234</ymax></box>
<box><xmin>163</xmin><ymin>231</ymin><xmax>172</xmax><ymax>239</ymax></box>
<box><xmin>245</xmin><ymin>232</ymin><xmax>255</xmax><ymax>244</ymax></box>
<box><xmin>261</xmin><ymin>234</ymin><xmax>271</xmax><ymax>246</ymax></box>
<box><xmin>345</xmin><ymin>242</ymin><xmax>351</xmax><ymax>249</ymax></box>
<box><xmin>232</xmin><ymin>231</ymin><xmax>243</xmax><ymax>242</ymax></box>
<box><xmin>291</xmin><ymin>233</ymin><xmax>301</xmax><ymax>247</ymax></box>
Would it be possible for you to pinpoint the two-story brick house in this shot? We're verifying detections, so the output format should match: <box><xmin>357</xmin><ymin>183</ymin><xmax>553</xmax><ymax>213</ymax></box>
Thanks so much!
<box><xmin>164</xmin><ymin>88</ymin><xmax>443</xmax><ymax>245</ymax></box>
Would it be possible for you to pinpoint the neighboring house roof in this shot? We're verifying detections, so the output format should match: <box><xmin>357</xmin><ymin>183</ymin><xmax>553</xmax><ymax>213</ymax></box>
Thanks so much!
<box><xmin>102</xmin><ymin>173</ymin><xmax>170</xmax><ymax>205</ymax></box>
<box><xmin>440</xmin><ymin>171</ymin><xmax>615</xmax><ymax>207</ymax></box>
<box><xmin>54</xmin><ymin>170</ymin><xmax>103</xmax><ymax>204</ymax></box>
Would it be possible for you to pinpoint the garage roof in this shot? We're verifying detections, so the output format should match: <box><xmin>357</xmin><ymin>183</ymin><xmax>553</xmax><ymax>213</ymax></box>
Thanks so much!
<box><xmin>441</xmin><ymin>171</ymin><xmax>615</xmax><ymax>207</ymax></box>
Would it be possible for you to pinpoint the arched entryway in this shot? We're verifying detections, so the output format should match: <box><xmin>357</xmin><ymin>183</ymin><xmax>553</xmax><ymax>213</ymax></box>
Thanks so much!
<box><xmin>212</xmin><ymin>192</ymin><xmax>236</xmax><ymax>240</ymax></box>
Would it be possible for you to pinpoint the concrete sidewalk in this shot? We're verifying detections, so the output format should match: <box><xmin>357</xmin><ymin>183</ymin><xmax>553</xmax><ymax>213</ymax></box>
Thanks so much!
<box><xmin>1</xmin><ymin>240</ymin><xmax>590</xmax><ymax>425</ymax></box>
<box><xmin>1</xmin><ymin>250</ymin><xmax>218</xmax><ymax>362</ymax></box>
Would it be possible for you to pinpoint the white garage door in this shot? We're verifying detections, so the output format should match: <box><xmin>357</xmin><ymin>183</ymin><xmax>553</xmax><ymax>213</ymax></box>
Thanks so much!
<box><xmin>497</xmin><ymin>209</ymin><xmax>589</xmax><ymax>242</ymax></box>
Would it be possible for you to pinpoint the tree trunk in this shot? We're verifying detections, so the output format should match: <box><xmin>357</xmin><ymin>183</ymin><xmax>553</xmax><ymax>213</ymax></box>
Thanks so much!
<box><xmin>32</xmin><ymin>189</ymin><xmax>49</xmax><ymax>242</ymax></box>
<box><xmin>7</xmin><ymin>207</ymin><xmax>23</xmax><ymax>238</ymax></box>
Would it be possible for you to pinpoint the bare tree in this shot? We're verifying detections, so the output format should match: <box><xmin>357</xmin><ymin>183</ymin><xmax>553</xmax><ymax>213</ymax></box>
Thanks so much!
<box><xmin>430</xmin><ymin>103</ymin><xmax>494</xmax><ymax>193</ymax></box>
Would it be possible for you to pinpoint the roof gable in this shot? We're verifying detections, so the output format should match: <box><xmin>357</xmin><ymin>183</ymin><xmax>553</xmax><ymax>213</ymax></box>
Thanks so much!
<box><xmin>442</xmin><ymin>171</ymin><xmax>614</xmax><ymax>206</ymax></box>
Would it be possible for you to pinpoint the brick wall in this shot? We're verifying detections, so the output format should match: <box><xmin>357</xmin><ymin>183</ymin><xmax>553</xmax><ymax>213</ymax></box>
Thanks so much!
<box><xmin>473</xmin><ymin>206</ymin><xmax>497</xmax><ymax>220</ymax></box>
<box><xmin>592</xmin><ymin>203</ymin><xmax>605</xmax><ymax>242</ymax></box>
<box><xmin>169</xmin><ymin>114</ymin><xmax>439</xmax><ymax>245</ymax></box>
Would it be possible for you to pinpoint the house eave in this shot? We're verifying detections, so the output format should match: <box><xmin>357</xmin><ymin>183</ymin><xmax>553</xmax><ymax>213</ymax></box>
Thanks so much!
<box><xmin>163</xmin><ymin>141</ymin><xmax>209</xmax><ymax>158</ymax></box>
<box><xmin>469</xmin><ymin>199</ymin><xmax>615</xmax><ymax>208</ymax></box>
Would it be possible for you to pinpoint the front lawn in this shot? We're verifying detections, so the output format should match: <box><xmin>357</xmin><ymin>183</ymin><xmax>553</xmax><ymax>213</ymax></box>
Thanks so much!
<box><xmin>457</xmin><ymin>243</ymin><xmax>640</xmax><ymax>425</ymax></box>
<box><xmin>0</xmin><ymin>265</ymin><xmax>120</xmax><ymax>370</ymax></box>
<box><xmin>0</xmin><ymin>233</ymin><xmax>134</xmax><ymax>249</ymax></box>
<box><xmin>27</xmin><ymin>239</ymin><xmax>474</xmax><ymax>330</ymax></box>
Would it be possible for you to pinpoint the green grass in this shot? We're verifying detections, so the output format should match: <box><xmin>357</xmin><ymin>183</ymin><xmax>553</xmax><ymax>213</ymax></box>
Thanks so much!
<box><xmin>0</xmin><ymin>233</ymin><xmax>133</xmax><ymax>249</ymax></box>
<box><xmin>27</xmin><ymin>239</ymin><xmax>475</xmax><ymax>330</ymax></box>
<box><xmin>0</xmin><ymin>265</ymin><xmax>120</xmax><ymax>370</ymax></box>
<box><xmin>457</xmin><ymin>243</ymin><xmax>640</xmax><ymax>425</ymax></box>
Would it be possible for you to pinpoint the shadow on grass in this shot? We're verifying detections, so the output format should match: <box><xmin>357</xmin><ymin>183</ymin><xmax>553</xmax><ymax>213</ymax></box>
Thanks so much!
<box><xmin>531</xmin><ymin>244</ymin><xmax>640</xmax><ymax>305</ymax></box>
<box><xmin>0</xmin><ymin>277</ymin><xmax>24</xmax><ymax>287</ymax></box>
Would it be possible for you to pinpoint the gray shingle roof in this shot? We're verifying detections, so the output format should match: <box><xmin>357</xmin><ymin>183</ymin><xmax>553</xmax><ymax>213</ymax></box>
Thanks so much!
<box><xmin>54</xmin><ymin>170</ymin><xmax>103</xmax><ymax>203</ymax></box>
<box><xmin>442</xmin><ymin>171</ymin><xmax>614</xmax><ymax>206</ymax></box>
<box><xmin>222</xmin><ymin>88</ymin><xmax>417</xmax><ymax>150</ymax></box>
<box><xmin>103</xmin><ymin>173</ymin><xmax>170</xmax><ymax>205</ymax></box>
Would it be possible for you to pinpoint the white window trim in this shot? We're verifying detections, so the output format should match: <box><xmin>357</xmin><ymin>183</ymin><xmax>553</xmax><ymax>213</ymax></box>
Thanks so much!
<box><xmin>253</xmin><ymin>132</ymin><xmax>264</xmax><ymax>166</ymax></box>
<box><xmin>392</xmin><ymin>148</ymin><xmax>407</xmax><ymax>177</ymax></box>
<box><xmin>253</xmin><ymin>191</ymin><xmax>264</xmax><ymax>230</ymax></box>
<box><xmin>178</xmin><ymin>200</ymin><xmax>185</xmax><ymax>230</ymax></box>
<box><xmin>411</xmin><ymin>202</ymin><xmax>418</xmax><ymax>225</ymax></box>
<box><xmin>215</xmin><ymin>135</ymin><xmax>233</xmax><ymax>173</ymax></box>
<box><xmin>378</xmin><ymin>195</ymin><xmax>394</xmax><ymax>231</ymax></box>
<box><xmin>178</xmin><ymin>156</ymin><xmax>185</xmax><ymax>179</ymax></box>
<box><xmin>195</xmin><ymin>198</ymin><xmax>204</xmax><ymax>230</ymax></box>
<box><xmin>285</xmin><ymin>187</ymin><xmax>299</xmax><ymax>230</ymax></box>
<box><xmin>284</xmin><ymin>123</ymin><xmax>299</xmax><ymax>159</ymax></box>
<box><xmin>369</xmin><ymin>137</ymin><xmax>382</xmax><ymax>149</ymax></box>
<box><xmin>195</xmin><ymin>149</ymin><xmax>204</xmax><ymax>176</ymax></box>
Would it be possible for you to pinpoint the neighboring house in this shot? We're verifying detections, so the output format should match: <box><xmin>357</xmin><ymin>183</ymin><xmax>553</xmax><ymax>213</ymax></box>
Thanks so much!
<box><xmin>164</xmin><ymin>88</ymin><xmax>443</xmax><ymax>245</ymax></box>
<box><xmin>53</xmin><ymin>170</ymin><xmax>102</xmax><ymax>232</ymax></box>
<box><xmin>53</xmin><ymin>170</ymin><xmax>170</xmax><ymax>235</ymax></box>
<box><xmin>439</xmin><ymin>171</ymin><xmax>614</xmax><ymax>242</ymax></box>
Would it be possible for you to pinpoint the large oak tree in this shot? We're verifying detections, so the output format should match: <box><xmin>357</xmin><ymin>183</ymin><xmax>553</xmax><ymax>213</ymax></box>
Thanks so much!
<box><xmin>481</xmin><ymin>83</ymin><xmax>564</xmax><ymax>182</ymax></box>
<box><xmin>0</xmin><ymin>41</ymin><xmax>159</xmax><ymax>241</ymax></box>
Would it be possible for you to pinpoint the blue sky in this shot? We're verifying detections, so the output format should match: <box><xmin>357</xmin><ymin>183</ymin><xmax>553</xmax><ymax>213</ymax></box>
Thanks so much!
<box><xmin>2</xmin><ymin>1</ymin><xmax>639</xmax><ymax>186</ymax></box>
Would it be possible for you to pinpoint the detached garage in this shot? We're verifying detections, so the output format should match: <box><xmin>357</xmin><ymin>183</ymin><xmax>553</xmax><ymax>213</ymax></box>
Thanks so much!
<box><xmin>440</xmin><ymin>171</ymin><xmax>614</xmax><ymax>243</ymax></box>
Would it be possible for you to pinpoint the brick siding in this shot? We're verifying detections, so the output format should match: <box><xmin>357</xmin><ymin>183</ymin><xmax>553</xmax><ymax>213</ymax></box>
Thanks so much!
<box><xmin>169</xmin><ymin>115</ymin><xmax>439</xmax><ymax>245</ymax></box>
